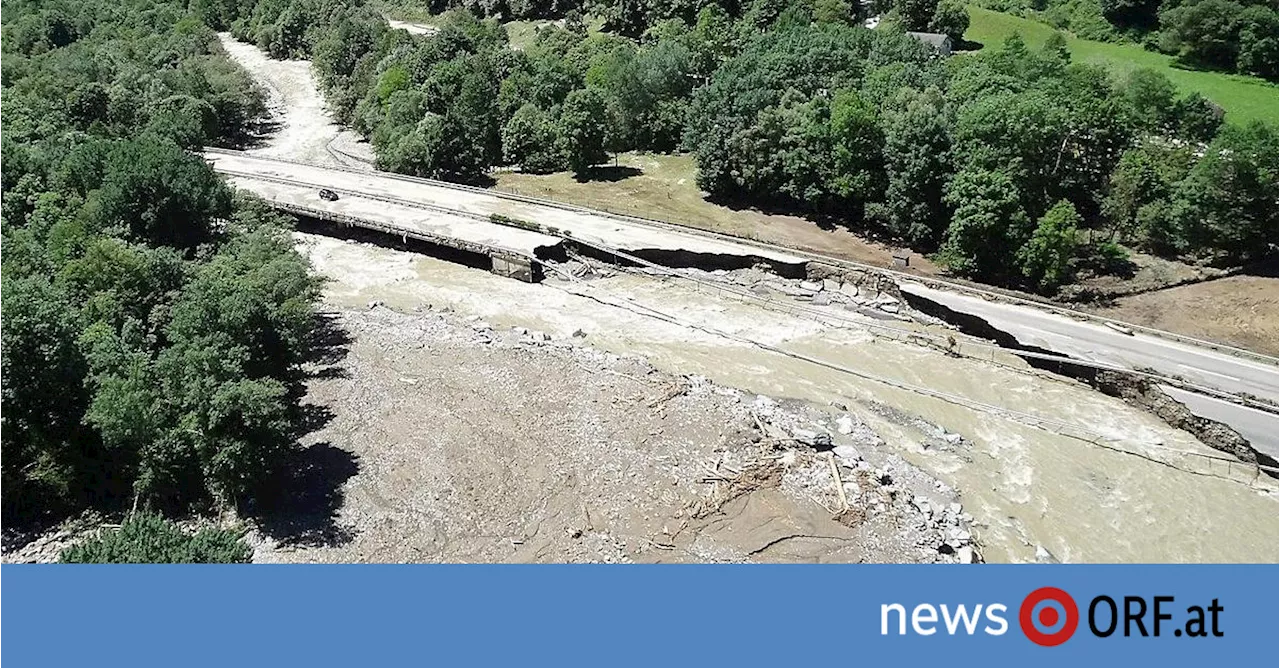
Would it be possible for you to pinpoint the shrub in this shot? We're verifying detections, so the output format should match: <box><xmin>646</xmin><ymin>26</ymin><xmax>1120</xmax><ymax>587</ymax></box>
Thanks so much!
<box><xmin>60</xmin><ymin>513</ymin><xmax>252</xmax><ymax>563</ymax></box>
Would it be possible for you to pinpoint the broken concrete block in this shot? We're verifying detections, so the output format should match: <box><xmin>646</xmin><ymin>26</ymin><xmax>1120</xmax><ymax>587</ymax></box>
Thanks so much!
<box><xmin>822</xmin><ymin>278</ymin><xmax>840</xmax><ymax>292</ymax></box>
<box><xmin>835</xmin><ymin>415</ymin><xmax>856</xmax><ymax>435</ymax></box>
<box><xmin>833</xmin><ymin>444</ymin><xmax>861</xmax><ymax>464</ymax></box>
<box><xmin>799</xmin><ymin>280</ymin><xmax>823</xmax><ymax>292</ymax></box>
<box><xmin>791</xmin><ymin>427</ymin><xmax>818</xmax><ymax>441</ymax></box>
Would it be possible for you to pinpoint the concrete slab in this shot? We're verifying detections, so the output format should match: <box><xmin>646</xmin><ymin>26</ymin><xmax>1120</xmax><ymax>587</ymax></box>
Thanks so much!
<box><xmin>206</xmin><ymin>151</ymin><xmax>809</xmax><ymax>273</ymax></box>
<box><xmin>227</xmin><ymin>176</ymin><xmax>560</xmax><ymax>284</ymax></box>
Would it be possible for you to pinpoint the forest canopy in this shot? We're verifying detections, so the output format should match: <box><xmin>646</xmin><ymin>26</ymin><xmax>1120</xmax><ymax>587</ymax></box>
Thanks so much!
<box><xmin>1</xmin><ymin>0</ymin><xmax>322</xmax><ymax>524</ymax></box>
<box><xmin>223</xmin><ymin>0</ymin><xmax>1276</xmax><ymax>291</ymax></box>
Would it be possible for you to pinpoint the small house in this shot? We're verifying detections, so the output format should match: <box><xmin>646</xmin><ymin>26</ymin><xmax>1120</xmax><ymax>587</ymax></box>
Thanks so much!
<box><xmin>907</xmin><ymin>31</ymin><xmax>953</xmax><ymax>57</ymax></box>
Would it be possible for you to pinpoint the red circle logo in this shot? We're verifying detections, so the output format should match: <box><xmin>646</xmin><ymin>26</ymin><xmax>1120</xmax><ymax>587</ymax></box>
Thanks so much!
<box><xmin>1019</xmin><ymin>587</ymin><xmax>1079</xmax><ymax>646</ymax></box>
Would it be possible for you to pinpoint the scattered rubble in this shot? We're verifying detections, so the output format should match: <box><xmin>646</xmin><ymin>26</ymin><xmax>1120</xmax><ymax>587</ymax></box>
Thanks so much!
<box><xmin>229</xmin><ymin>306</ymin><xmax>981</xmax><ymax>563</ymax></box>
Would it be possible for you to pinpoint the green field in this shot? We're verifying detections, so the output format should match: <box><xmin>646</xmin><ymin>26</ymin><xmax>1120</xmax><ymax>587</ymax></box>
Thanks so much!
<box><xmin>964</xmin><ymin>7</ymin><xmax>1278</xmax><ymax>127</ymax></box>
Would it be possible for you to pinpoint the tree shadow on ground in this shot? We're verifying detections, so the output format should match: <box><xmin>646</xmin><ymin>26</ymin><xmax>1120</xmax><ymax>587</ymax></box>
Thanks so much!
<box><xmin>574</xmin><ymin>165</ymin><xmax>643</xmax><ymax>183</ymax></box>
<box><xmin>249</xmin><ymin>310</ymin><xmax>359</xmax><ymax>548</ymax></box>
<box><xmin>1074</xmin><ymin>252</ymin><xmax>1139</xmax><ymax>281</ymax></box>
<box><xmin>216</xmin><ymin>118</ymin><xmax>283</xmax><ymax>150</ymax></box>
<box><xmin>304</xmin><ymin>311</ymin><xmax>353</xmax><ymax>380</ymax></box>
<box><xmin>1242</xmin><ymin>255</ymin><xmax>1280</xmax><ymax>277</ymax></box>
<box><xmin>459</xmin><ymin>172</ymin><xmax>498</xmax><ymax>188</ymax></box>
<box><xmin>704</xmin><ymin>192</ymin><xmax>869</xmax><ymax>234</ymax></box>
<box><xmin>251</xmin><ymin>442</ymin><xmax>360</xmax><ymax>548</ymax></box>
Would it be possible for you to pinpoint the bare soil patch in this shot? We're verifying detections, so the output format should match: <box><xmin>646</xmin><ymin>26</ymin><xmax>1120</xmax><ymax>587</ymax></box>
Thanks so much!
<box><xmin>1087</xmin><ymin>275</ymin><xmax>1279</xmax><ymax>355</ymax></box>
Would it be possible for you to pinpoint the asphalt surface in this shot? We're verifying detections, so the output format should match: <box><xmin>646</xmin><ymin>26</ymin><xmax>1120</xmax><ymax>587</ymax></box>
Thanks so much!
<box><xmin>900</xmin><ymin>282</ymin><xmax>1279</xmax><ymax>456</ymax></box>
<box><xmin>223</xmin><ymin>175</ymin><xmax>562</xmax><ymax>257</ymax></box>
<box><xmin>205</xmin><ymin>151</ymin><xmax>809</xmax><ymax>271</ymax></box>
<box><xmin>1161</xmin><ymin>386</ymin><xmax>1279</xmax><ymax>460</ymax></box>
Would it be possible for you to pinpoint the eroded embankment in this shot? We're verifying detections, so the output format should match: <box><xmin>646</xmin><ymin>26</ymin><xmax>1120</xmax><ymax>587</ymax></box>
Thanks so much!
<box><xmin>903</xmin><ymin>289</ymin><xmax>1277</xmax><ymax>475</ymax></box>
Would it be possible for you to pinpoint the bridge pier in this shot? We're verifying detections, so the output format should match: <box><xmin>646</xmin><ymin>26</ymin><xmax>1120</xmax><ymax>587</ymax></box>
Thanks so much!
<box><xmin>490</xmin><ymin>253</ymin><xmax>540</xmax><ymax>283</ymax></box>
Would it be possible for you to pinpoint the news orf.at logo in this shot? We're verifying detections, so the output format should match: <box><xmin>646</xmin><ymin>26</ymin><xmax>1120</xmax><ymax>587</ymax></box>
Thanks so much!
<box><xmin>880</xmin><ymin>588</ymin><xmax>1224</xmax><ymax>645</ymax></box>
<box><xmin>1019</xmin><ymin>587</ymin><xmax>1079</xmax><ymax>646</ymax></box>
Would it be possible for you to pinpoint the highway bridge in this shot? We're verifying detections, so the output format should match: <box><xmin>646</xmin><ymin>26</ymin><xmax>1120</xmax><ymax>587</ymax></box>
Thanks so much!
<box><xmin>204</xmin><ymin>150</ymin><xmax>809</xmax><ymax>282</ymax></box>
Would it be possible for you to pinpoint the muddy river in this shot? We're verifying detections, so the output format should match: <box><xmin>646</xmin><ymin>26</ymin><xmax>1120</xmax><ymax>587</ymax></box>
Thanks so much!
<box><xmin>296</xmin><ymin>233</ymin><xmax>1279</xmax><ymax>563</ymax></box>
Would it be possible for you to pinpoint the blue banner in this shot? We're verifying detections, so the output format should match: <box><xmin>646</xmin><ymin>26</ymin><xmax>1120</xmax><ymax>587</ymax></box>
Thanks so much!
<box><xmin>3</xmin><ymin>565</ymin><xmax>1276</xmax><ymax>666</ymax></box>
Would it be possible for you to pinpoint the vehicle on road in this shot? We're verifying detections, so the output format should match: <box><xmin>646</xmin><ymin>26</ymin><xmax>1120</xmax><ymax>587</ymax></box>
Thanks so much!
<box><xmin>319</xmin><ymin>188</ymin><xmax>339</xmax><ymax>201</ymax></box>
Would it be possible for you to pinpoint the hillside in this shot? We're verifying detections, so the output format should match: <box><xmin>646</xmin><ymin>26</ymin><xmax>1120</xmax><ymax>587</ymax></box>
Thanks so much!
<box><xmin>964</xmin><ymin>7</ymin><xmax>1279</xmax><ymax>127</ymax></box>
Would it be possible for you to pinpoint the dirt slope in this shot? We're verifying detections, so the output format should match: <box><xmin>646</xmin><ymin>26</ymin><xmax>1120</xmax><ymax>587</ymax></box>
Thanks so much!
<box><xmin>1090</xmin><ymin>276</ymin><xmax>1279</xmax><ymax>355</ymax></box>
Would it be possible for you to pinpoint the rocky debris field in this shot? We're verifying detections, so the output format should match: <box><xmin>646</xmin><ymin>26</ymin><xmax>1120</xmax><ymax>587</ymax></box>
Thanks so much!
<box><xmin>240</xmin><ymin>305</ymin><xmax>978</xmax><ymax>563</ymax></box>
<box><xmin>3</xmin><ymin>514</ymin><xmax>107</xmax><ymax>564</ymax></box>
<box><xmin>559</xmin><ymin>257</ymin><xmax>949</xmax><ymax>331</ymax></box>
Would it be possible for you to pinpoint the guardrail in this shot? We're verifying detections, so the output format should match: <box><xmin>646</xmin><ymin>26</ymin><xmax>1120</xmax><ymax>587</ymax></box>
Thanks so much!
<box><xmin>204</xmin><ymin>146</ymin><xmax>1280</xmax><ymax>366</ymax></box>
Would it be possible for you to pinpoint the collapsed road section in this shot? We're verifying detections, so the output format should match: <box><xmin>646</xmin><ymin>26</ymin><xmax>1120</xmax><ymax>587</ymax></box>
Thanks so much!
<box><xmin>900</xmin><ymin>280</ymin><xmax>1280</xmax><ymax>462</ymax></box>
<box><xmin>204</xmin><ymin>150</ymin><xmax>810</xmax><ymax>278</ymax></box>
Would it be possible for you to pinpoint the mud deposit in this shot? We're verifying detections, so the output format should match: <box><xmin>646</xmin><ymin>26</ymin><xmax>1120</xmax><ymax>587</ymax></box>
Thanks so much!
<box><xmin>251</xmin><ymin>307</ymin><xmax>964</xmax><ymax>564</ymax></box>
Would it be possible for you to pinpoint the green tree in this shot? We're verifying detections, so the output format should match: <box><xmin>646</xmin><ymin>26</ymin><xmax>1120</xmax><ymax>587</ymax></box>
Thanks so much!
<box><xmin>828</xmin><ymin>90</ymin><xmax>885</xmax><ymax>211</ymax></box>
<box><xmin>502</xmin><ymin>103</ymin><xmax>565</xmax><ymax>173</ymax></box>
<box><xmin>92</xmin><ymin>139</ymin><xmax>233</xmax><ymax>251</ymax></box>
<box><xmin>1167</xmin><ymin>122</ymin><xmax>1278</xmax><ymax>265</ymax></box>
<box><xmin>1</xmin><ymin>275</ymin><xmax>93</xmax><ymax>513</ymax></box>
<box><xmin>1018</xmin><ymin>200</ymin><xmax>1080</xmax><ymax>292</ymax></box>
<box><xmin>876</xmin><ymin>88</ymin><xmax>952</xmax><ymax>247</ymax></box>
<box><xmin>814</xmin><ymin>0</ymin><xmax>855</xmax><ymax>25</ymax></box>
<box><xmin>380</xmin><ymin>113</ymin><xmax>447</xmax><ymax>178</ymax></box>
<box><xmin>938</xmin><ymin>168</ymin><xmax>1032</xmax><ymax>280</ymax></box>
<box><xmin>897</xmin><ymin>0</ymin><xmax>941</xmax><ymax>31</ymax></box>
<box><xmin>1170</xmin><ymin>93</ymin><xmax>1223</xmax><ymax>142</ymax></box>
<box><xmin>557</xmin><ymin>87</ymin><xmax>610</xmax><ymax>176</ymax></box>
<box><xmin>929</xmin><ymin>0</ymin><xmax>970</xmax><ymax>42</ymax></box>
<box><xmin>1159</xmin><ymin>0</ymin><xmax>1244</xmax><ymax>71</ymax></box>
<box><xmin>1102</xmin><ymin>144</ymin><xmax>1188</xmax><ymax>242</ymax></box>
<box><xmin>1235</xmin><ymin>6</ymin><xmax>1278</xmax><ymax>79</ymax></box>
<box><xmin>686</xmin><ymin>5</ymin><xmax>737</xmax><ymax>79</ymax></box>
<box><xmin>1121</xmin><ymin>68</ymin><xmax>1176</xmax><ymax>132</ymax></box>
<box><xmin>156</xmin><ymin>226</ymin><xmax>320</xmax><ymax>504</ymax></box>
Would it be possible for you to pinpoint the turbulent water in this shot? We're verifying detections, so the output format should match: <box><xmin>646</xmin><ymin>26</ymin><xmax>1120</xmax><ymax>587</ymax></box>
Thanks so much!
<box><xmin>296</xmin><ymin>233</ymin><xmax>1279</xmax><ymax>563</ymax></box>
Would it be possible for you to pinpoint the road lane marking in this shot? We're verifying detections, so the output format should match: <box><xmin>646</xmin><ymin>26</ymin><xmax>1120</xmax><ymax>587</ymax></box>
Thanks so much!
<box><xmin>1179</xmin><ymin>365</ymin><xmax>1241</xmax><ymax>383</ymax></box>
